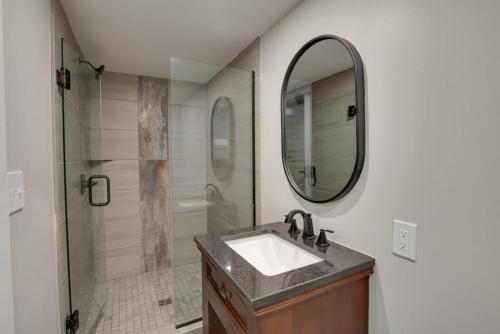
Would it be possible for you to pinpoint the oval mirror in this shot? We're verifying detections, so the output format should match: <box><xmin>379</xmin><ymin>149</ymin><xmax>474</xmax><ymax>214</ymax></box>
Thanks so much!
<box><xmin>211</xmin><ymin>96</ymin><xmax>234</xmax><ymax>181</ymax></box>
<box><xmin>281</xmin><ymin>35</ymin><xmax>365</xmax><ymax>203</ymax></box>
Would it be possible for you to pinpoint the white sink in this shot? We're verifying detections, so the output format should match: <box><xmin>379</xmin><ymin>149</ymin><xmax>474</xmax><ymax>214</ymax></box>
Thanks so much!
<box><xmin>224</xmin><ymin>232</ymin><xmax>323</xmax><ymax>276</ymax></box>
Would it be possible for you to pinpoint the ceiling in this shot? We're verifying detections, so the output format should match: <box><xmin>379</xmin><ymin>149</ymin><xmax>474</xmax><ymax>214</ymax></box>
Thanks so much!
<box><xmin>60</xmin><ymin>0</ymin><xmax>301</xmax><ymax>80</ymax></box>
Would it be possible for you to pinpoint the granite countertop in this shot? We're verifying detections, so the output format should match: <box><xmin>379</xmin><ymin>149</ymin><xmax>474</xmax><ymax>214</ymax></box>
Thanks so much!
<box><xmin>194</xmin><ymin>222</ymin><xmax>375</xmax><ymax>309</ymax></box>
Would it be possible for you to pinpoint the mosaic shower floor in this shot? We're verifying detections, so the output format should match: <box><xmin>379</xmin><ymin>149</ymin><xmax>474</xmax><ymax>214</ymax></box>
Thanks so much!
<box><xmin>95</xmin><ymin>263</ymin><xmax>202</xmax><ymax>334</ymax></box>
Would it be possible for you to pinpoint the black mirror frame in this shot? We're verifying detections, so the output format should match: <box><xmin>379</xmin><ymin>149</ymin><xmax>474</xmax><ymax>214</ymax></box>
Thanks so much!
<box><xmin>281</xmin><ymin>34</ymin><xmax>365</xmax><ymax>203</ymax></box>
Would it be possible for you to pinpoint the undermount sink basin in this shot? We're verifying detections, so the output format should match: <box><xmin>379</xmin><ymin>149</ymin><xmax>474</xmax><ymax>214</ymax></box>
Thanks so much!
<box><xmin>224</xmin><ymin>232</ymin><xmax>323</xmax><ymax>276</ymax></box>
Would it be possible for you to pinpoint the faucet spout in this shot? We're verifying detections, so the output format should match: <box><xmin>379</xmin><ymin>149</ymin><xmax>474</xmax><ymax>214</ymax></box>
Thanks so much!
<box><xmin>284</xmin><ymin>209</ymin><xmax>315</xmax><ymax>240</ymax></box>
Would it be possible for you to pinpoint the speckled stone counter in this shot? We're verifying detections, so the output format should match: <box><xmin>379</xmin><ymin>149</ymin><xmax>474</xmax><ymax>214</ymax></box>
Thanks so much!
<box><xmin>194</xmin><ymin>222</ymin><xmax>375</xmax><ymax>309</ymax></box>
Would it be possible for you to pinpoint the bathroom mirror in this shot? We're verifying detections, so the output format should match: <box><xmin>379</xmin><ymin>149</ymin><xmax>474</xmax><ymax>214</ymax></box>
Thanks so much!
<box><xmin>211</xmin><ymin>96</ymin><xmax>234</xmax><ymax>180</ymax></box>
<box><xmin>281</xmin><ymin>35</ymin><xmax>365</xmax><ymax>203</ymax></box>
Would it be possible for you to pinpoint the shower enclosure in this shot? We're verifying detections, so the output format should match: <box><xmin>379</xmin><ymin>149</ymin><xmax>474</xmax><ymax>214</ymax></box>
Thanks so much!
<box><xmin>56</xmin><ymin>40</ymin><xmax>255</xmax><ymax>333</ymax></box>
<box><xmin>57</xmin><ymin>39</ymin><xmax>108</xmax><ymax>334</ymax></box>
<box><xmin>169</xmin><ymin>58</ymin><xmax>255</xmax><ymax>325</ymax></box>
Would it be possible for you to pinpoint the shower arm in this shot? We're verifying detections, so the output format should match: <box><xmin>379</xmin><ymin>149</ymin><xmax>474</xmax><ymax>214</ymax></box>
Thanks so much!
<box><xmin>78</xmin><ymin>57</ymin><xmax>105</xmax><ymax>75</ymax></box>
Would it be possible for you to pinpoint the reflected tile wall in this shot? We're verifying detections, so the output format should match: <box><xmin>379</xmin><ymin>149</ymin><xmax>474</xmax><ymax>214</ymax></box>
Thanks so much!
<box><xmin>311</xmin><ymin>68</ymin><xmax>356</xmax><ymax>197</ymax></box>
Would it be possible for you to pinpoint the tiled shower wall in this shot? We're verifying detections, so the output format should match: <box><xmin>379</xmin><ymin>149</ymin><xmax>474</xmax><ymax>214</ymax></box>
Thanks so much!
<box><xmin>169</xmin><ymin>80</ymin><xmax>208</xmax><ymax>267</ymax></box>
<box><xmin>93</xmin><ymin>72</ymin><xmax>171</xmax><ymax>279</ymax></box>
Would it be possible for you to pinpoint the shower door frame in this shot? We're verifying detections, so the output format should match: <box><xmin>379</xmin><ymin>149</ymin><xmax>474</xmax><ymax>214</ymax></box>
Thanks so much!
<box><xmin>58</xmin><ymin>38</ymin><xmax>109</xmax><ymax>334</ymax></box>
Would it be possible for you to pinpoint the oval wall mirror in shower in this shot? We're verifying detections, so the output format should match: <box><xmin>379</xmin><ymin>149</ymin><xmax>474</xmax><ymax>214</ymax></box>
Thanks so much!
<box><xmin>281</xmin><ymin>35</ymin><xmax>365</xmax><ymax>203</ymax></box>
<box><xmin>211</xmin><ymin>96</ymin><xmax>234</xmax><ymax>181</ymax></box>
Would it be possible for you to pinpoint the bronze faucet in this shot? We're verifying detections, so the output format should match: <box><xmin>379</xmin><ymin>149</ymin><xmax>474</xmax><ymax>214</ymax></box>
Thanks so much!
<box><xmin>284</xmin><ymin>209</ymin><xmax>315</xmax><ymax>240</ymax></box>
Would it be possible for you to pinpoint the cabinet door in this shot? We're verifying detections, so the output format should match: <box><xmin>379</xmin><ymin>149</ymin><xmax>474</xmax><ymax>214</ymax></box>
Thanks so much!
<box><xmin>208</xmin><ymin>304</ymin><xmax>228</xmax><ymax>334</ymax></box>
<box><xmin>205</xmin><ymin>281</ymin><xmax>246</xmax><ymax>334</ymax></box>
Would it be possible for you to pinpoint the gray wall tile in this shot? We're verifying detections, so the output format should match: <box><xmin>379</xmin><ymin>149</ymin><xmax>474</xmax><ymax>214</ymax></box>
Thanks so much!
<box><xmin>99</xmin><ymin>99</ymin><xmax>138</xmax><ymax>130</ymax></box>
<box><xmin>91</xmin><ymin>129</ymin><xmax>138</xmax><ymax>160</ymax></box>
<box><xmin>102</xmin><ymin>160</ymin><xmax>140</xmax><ymax>190</ymax></box>
<box><xmin>105</xmin><ymin>246</ymin><xmax>142</xmax><ymax>279</ymax></box>
<box><xmin>104</xmin><ymin>217</ymin><xmax>141</xmax><ymax>251</ymax></box>
<box><xmin>172</xmin><ymin>211</ymin><xmax>207</xmax><ymax>239</ymax></box>
<box><xmin>173</xmin><ymin>238</ymin><xmax>199</xmax><ymax>266</ymax></box>
<box><xmin>171</xmin><ymin>185</ymin><xmax>208</xmax><ymax>214</ymax></box>
<box><xmin>170</xmin><ymin>159</ymin><xmax>206</xmax><ymax>186</ymax></box>
<box><xmin>101</xmin><ymin>72</ymin><xmax>138</xmax><ymax>101</ymax></box>
<box><xmin>103</xmin><ymin>188</ymin><xmax>140</xmax><ymax>221</ymax></box>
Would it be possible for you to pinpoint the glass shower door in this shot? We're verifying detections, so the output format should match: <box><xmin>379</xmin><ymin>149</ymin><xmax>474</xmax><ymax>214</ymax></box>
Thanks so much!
<box><xmin>169</xmin><ymin>58</ymin><xmax>255</xmax><ymax>326</ymax></box>
<box><xmin>59</xmin><ymin>39</ymin><xmax>108</xmax><ymax>333</ymax></box>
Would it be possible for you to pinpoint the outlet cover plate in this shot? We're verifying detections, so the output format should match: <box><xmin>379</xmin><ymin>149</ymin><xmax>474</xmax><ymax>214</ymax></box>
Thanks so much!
<box><xmin>392</xmin><ymin>219</ymin><xmax>418</xmax><ymax>261</ymax></box>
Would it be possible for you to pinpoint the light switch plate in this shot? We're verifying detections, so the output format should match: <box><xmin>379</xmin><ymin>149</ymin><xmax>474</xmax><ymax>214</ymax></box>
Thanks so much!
<box><xmin>8</xmin><ymin>170</ymin><xmax>25</xmax><ymax>214</ymax></box>
<box><xmin>392</xmin><ymin>219</ymin><xmax>418</xmax><ymax>261</ymax></box>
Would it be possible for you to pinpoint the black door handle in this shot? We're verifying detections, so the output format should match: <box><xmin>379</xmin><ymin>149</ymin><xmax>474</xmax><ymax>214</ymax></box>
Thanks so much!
<box><xmin>88</xmin><ymin>175</ymin><xmax>111</xmax><ymax>206</ymax></box>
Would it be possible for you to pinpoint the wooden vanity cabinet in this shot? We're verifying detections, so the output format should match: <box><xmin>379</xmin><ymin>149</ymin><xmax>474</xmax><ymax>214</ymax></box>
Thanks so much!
<box><xmin>201</xmin><ymin>254</ymin><xmax>373</xmax><ymax>334</ymax></box>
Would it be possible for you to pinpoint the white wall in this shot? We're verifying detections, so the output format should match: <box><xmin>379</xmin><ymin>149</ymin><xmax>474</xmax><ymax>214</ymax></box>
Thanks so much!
<box><xmin>3</xmin><ymin>0</ymin><xmax>60</xmax><ymax>333</ymax></box>
<box><xmin>259</xmin><ymin>0</ymin><xmax>500</xmax><ymax>333</ymax></box>
<box><xmin>0</xmin><ymin>0</ymin><xmax>15</xmax><ymax>332</ymax></box>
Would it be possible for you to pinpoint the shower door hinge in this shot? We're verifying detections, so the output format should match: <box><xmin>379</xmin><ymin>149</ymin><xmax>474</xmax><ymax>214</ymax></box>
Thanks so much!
<box><xmin>66</xmin><ymin>309</ymin><xmax>79</xmax><ymax>333</ymax></box>
<box><xmin>56</xmin><ymin>67</ymin><xmax>71</xmax><ymax>90</ymax></box>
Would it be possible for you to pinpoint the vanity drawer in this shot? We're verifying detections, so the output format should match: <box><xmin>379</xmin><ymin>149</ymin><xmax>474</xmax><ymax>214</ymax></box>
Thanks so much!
<box><xmin>203</xmin><ymin>257</ymin><xmax>248</xmax><ymax>329</ymax></box>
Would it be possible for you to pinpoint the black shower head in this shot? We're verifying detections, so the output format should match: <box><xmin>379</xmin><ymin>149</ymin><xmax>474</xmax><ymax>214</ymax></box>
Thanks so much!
<box><xmin>96</xmin><ymin>65</ymin><xmax>105</xmax><ymax>75</ymax></box>
<box><xmin>295</xmin><ymin>94</ymin><xmax>305</xmax><ymax>105</ymax></box>
<box><xmin>79</xmin><ymin>57</ymin><xmax>105</xmax><ymax>76</ymax></box>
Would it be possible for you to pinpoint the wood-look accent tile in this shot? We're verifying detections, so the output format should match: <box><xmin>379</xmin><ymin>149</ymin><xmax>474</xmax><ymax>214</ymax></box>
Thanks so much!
<box><xmin>138</xmin><ymin>76</ymin><xmax>169</xmax><ymax>159</ymax></box>
<box><xmin>139</xmin><ymin>160</ymin><xmax>170</xmax><ymax>272</ymax></box>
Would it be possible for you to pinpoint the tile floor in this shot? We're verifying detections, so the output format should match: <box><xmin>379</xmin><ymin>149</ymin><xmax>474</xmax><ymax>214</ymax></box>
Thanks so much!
<box><xmin>95</xmin><ymin>262</ymin><xmax>202</xmax><ymax>334</ymax></box>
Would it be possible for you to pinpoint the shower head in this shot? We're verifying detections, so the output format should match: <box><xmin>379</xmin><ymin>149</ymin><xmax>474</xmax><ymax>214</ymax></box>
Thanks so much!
<box><xmin>95</xmin><ymin>65</ymin><xmax>105</xmax><ymax>75</ymax></box>
<box><xmin>295</xmin><ymin>94</ymin><xmax>305</xmax><ymax>105</ymax></box>
<box><xmin>79</xmin><ymin>57</ymin><xmax>105</xmax><ymax>76</ymax></box>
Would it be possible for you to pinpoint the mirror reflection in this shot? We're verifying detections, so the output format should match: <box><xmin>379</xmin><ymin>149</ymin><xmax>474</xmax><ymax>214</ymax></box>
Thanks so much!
<box><xmin>211</xmin><ymin>96</ymin><xmax>234</xmax><ymax>180</ymax></box>
<box><xmin>283</xmin><ymin>37</ymin><xmax>360</xmax><ymax>202</ymax></box>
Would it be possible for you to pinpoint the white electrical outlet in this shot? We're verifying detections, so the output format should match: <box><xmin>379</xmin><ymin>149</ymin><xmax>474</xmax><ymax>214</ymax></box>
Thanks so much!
<box><xmin>399</xmin><ymin>229</ymin><xmax>409</xmax><ymax>251</ymax></box>
<box><xmin>393</xmin><ymin>220</ymin><xmax>417</xmax><ymax>261</ymax></box>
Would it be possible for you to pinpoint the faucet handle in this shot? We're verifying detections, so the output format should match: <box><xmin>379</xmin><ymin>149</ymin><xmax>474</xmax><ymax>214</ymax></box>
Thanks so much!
<box><xmin>315</xmin><ymin>229</ymin><xmax>335</xmax><ymax>247</ymax></box>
